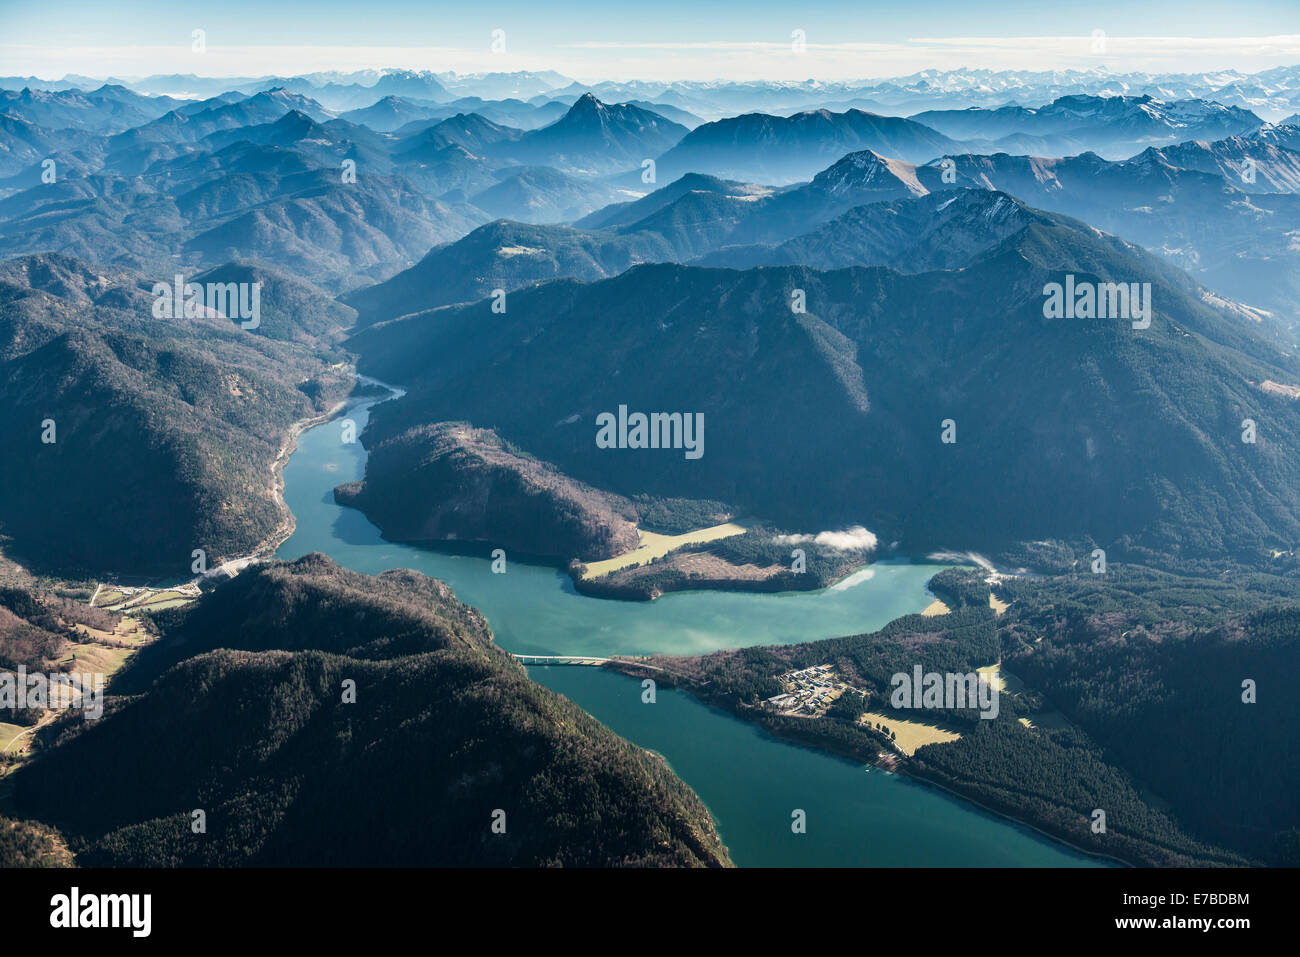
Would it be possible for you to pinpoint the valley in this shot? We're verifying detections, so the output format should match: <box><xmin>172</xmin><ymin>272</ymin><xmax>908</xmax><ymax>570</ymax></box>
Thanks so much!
<box><xmin>270</xmin><ymin>390</ymin><xmax>1108</xmax><ymax>866</ymax></box>
<box><xmin>254</xmin><ymin>382</ymin><xmax>1275</xmax><ymax>866</ymax></box>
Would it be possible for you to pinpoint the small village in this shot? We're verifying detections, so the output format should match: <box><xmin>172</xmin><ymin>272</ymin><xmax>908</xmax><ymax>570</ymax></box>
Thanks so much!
<box><xmin>764</xmin><ymin>663</ymin><xmax>866</xmax><ymax>718</ymax></box>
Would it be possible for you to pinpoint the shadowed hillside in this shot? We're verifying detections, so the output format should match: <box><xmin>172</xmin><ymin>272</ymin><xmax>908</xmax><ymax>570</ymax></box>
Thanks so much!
<box><xmin>346</xmin><ymin>212</ymin><xmax>1300</xmax><ymax>564</ymax></box>
<box><xmin>0</xmin><ymin>254</ymin><xmax>352</xmax><ymax>576</ymax></box>
<box><xmin>14</xmin><ymin>555</ymin><xmax>731</xmax><ymax>867</ymax></box>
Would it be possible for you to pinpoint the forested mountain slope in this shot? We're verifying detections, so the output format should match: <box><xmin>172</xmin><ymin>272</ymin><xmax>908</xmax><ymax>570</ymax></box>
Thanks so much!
<box><xmin>13</xmin><ymin>555</ymin><xmax>731</xmax><ymax>867</ymax></box>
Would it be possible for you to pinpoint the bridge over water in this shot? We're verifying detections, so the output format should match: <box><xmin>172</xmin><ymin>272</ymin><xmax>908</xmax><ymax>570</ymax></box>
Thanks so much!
<box><xmin>512</xmin><ymin>654</ymin><xmax>611</xmax><ymax>666</ymax></box>
<box><xmin>513</xmin><ymin>655</ymin><xmax>691</xmax><ymax>683</ymax></box>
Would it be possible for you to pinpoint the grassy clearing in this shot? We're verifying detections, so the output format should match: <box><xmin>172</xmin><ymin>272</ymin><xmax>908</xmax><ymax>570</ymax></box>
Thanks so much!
<box><xmin>61</xmin><ymin>616</ymin><xmax>151</xmax><ymax>681</ymax></box>
<box><xmin>977</xmin><ymin>662</ymin><xmax>1027</xmax><ymax>695</ymax></box>
<box><xmin>859</xmin><ymin>711</ymin><xmax>961</xmax><ymax>756</ymax></box>
<box><xmin>0</xmin><ymin>723</ymin><xmax>30</xmax><ymax>754</ymax></box>
<box><xmin>135</xmin><ymin>598</ymin><xmax>191</xmax><ymax>611</ymax></box>
<box><xmin>135</xmin><ymin>590</ymin><xmax>191</xmax><ymax>606</ymax></box>
<box><xmin>1260</xmin><ymin>380</ymin><xmax>1300</xmax><ymax>399</ymax></box>
<box><xmin>921</xmin><ymin>598</ymin><xmax>951</xmax><ymax>616</ymax></box>
<box><xmin>1019</xmin><ymin>710</ymin><xmax>1073</xmax><ymax>730</ymax></box>
<box><xmin>94</xmin><ymin>589</ymin><xmax>129</xmax><ymax>608</ymax></box>
<box><xmin>57</xmin><ymin>643</ymin><xmax>132</xmax><ymax>677</ymax></box>
<box><xmin>95</xmin><ymin>586</ymin><xmax>196</xmax><ymax>612</ymax></box>
<box><xmin>980</xmin><ymin>663</ymin><xmax>1072</xmax><ymax>732</ymax></box>
<box><xmin>582</xmin><ymin>522</ymin><xmax>747</xmax><ymax>579</ymax></box>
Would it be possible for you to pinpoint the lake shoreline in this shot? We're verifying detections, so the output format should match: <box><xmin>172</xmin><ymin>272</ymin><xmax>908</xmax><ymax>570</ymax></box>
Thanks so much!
<box><xmin>271</xmin><ymin>378</ymin><xmax>1113</xmax><ymax>867</ymax></box>
<box><xmin>598</xmin><ymin>655</ymin><xmax>1126</xmax><ymax>866</ymax></box>
<box><xmin>210</xmin><ymin>374</ymin><xmax>403</xmax><ymax>581</ymax></box>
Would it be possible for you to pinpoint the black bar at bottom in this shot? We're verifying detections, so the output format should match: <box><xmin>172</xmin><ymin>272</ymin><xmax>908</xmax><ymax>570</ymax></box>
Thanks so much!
<box><xmin>6</xmin><ymin>865</ymin><xmax>1282</xmax><ymax>943</ymax></box>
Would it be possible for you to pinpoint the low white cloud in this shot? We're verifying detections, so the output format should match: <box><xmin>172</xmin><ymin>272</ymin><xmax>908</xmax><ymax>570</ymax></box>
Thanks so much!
<box><xmin>928</xmin><ymin>550</ymin><xmax>995</xmax><ymax>571</ymax></box>
<box><xmin>773</xmin><ymin>525</ymin><xmax>878</xmax><ymax>552</ymax></box>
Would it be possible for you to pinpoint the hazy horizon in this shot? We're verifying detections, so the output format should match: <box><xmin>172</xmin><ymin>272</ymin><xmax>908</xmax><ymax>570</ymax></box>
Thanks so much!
<box><xmin>3</xmin><ymin>0</ymin><xmax>1299</xmax><ymax>82</ymax></box>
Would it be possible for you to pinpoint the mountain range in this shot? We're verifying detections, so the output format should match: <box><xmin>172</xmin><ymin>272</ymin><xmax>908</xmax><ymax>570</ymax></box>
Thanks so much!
<box><xmin>344</xmin><ymin>197</ymin><xmax>1300</xmax><ymax>564</ymax></box>
<box><xmin>4</xmin><ymin>76</ymin><xmax>1297</xmax><ymax>324</ymax></box>
<box><xmin>346</xmin><ymin>134</ymin><xmax>1300</xmax><ymax>339</ymax></box>
<box><xmin>911</xmin><ymin>94</ymin><xmax>1263</xmax><ymax>157</ymax></box>
<box><xmin>11</xmin><ymin>65</ymin><xmax>1300</xmax><ymax>120</ymax></box>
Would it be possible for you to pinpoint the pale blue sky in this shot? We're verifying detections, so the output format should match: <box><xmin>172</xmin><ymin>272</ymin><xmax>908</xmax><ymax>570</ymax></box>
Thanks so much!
<box><xmin>2</xmin><ymin>0</ymin><xmax>1297</xmax><ymax>80</ymax></box>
